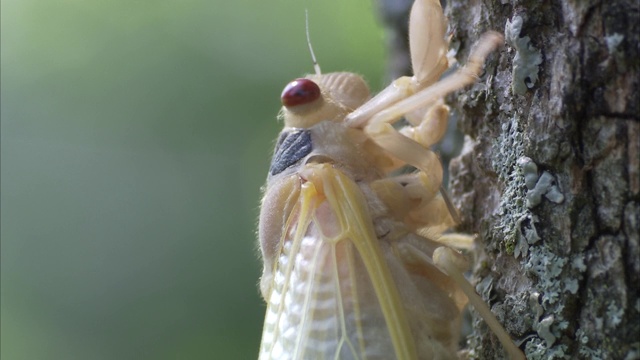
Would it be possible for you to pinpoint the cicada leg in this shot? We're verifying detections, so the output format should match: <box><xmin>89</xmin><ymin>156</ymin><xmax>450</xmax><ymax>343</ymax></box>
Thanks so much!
<box><xmin>392</xmin><ymin>239</ymin><xmax>525</xmax><ymax>360</ymax></box>
<box><xmin>345</xmin><ymin>0</ymin><xmax>450</xmax><ymax>129</ymax></box>
<box><xmin>433</xmin><ymin>247</ymin><xmax>526</xmax><ymax>360</ymax></box>
<box><xmin>358</xmin><ymin>32</ymin><xmax>503</xmax><ymax>181</ymax></box>
<box><xmin>371</xmin><ymin>174</ymin><xmax>456</xmax><ymax>231</ymax></box>
<box><xmin>399</xmin><ymin>100</ymin><xmax>450</xmax><ymax>149</ymax></box>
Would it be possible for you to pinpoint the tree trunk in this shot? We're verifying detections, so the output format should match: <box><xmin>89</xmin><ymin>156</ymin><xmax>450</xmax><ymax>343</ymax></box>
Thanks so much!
<box><xmin>377</xmin><ymin>0</ymin><xmax>639</xmax><ymax>359</ymax></box>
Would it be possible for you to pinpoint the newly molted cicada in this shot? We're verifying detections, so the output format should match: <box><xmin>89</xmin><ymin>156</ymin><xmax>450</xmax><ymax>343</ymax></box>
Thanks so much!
<box><xmin>257</xmin><ymin>0</ymin><xmax>525</xmax><ymax>359</ymax></box>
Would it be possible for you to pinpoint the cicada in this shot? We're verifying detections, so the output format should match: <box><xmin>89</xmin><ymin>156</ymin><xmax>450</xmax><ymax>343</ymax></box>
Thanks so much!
<box><xmin>257</xmin><ymin>0</ymin><xmax>525</xmax><ymax>359</ymax></box>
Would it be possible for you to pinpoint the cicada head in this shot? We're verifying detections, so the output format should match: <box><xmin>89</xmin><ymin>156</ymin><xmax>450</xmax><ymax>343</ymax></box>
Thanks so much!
<box><xmin>280</xmin><ymin>72</ymin><xmax>370</xmax><ymax>128</ymax></box>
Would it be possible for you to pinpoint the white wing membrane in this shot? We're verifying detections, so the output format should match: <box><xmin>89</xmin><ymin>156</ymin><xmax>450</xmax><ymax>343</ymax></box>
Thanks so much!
<box><xmin>260</xmin><ymin>187</ymin><xmax>395</xmax><ymax>360</ymax></box>
<box><xmin>260</xmin><ymin>164</ymin><xmax>421</xmax><ymax>359</ymax></box>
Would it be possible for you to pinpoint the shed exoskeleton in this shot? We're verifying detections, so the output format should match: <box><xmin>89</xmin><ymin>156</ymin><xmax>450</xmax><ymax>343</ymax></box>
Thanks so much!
<box><xmin>257</xmin><ymin>0</ymin><xmax>525</xmax><ymax>359</ymax></box>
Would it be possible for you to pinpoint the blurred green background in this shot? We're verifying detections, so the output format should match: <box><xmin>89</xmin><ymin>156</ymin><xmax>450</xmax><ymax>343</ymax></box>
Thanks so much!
<box><xmin>1</xmin><ymin>0</ymin><xmax>384</xmax><ymax>359</ymax></box>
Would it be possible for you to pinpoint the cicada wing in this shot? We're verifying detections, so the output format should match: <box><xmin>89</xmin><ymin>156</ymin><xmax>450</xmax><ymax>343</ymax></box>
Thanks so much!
<box><xmin>259</xmin><ymin>165</ymin><xmax>417</xmax><ymax>360</ymax></box>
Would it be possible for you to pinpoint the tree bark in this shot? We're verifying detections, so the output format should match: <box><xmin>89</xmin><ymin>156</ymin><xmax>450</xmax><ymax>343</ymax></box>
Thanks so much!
<box><xmin>377</xmin><ymin>0</ymin><xmax>639</xmax><ymax>359</ymax></box>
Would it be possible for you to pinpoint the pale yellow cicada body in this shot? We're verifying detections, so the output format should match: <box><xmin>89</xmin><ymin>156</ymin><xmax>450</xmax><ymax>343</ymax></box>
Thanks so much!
<box><xmin>258</xmin><ymin>1</ymin><xmax>525</xmax><ymax>359</ymax></box>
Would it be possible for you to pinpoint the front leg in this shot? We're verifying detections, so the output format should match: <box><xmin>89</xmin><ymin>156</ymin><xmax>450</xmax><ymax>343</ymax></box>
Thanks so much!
<box><xmin>355</xmin><ymin>32</ymin><xmax>503</xmax><ymax>180</ymax></box>
<box><xmin>346</xmin><ymin>0</ymin><xmax>450</xmax><ymax>129</ymax></box>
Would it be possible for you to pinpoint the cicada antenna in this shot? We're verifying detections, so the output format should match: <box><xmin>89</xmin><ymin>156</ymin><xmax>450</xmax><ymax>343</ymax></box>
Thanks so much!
<box><xmin>305</xmin><ymin>8</ymin><xmax>322</xmax><ymax>75</ymax></box>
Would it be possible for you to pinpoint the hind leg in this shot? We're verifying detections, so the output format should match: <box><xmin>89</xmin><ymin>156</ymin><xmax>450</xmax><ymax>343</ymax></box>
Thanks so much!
<box><xmin>433</xmin><ymin>247</ymin><xmax>525</xmax><ymax>360</ymax></box>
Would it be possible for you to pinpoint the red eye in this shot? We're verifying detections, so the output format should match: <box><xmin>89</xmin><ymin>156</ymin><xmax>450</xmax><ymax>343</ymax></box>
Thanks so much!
<box><xmin>281</xmin><ymin>78</ymin><xmax>321</xmax><ymax>107</ymax></box>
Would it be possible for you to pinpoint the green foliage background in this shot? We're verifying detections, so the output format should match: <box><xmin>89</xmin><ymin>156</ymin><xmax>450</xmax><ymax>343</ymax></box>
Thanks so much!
<box><xmin>1</xmin><ymin>1</ymin><xmax>384</xmax><ymax>358</ymax></box>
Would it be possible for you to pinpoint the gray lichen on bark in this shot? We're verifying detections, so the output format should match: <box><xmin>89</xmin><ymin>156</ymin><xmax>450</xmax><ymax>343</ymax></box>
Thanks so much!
<box><xmin>377</xmin><ymin>0</ymin><xmax>639</xmax><ymax>358</ymax></box>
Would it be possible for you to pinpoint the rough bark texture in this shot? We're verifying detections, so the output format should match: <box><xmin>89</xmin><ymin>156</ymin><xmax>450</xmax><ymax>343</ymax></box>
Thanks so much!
<box><xmin>377</xmin><ymin>0</ymin><xmax>639</xmax><ymax>359</ymax></box>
